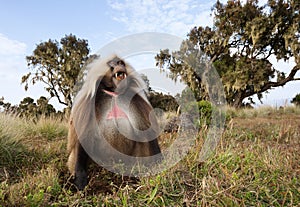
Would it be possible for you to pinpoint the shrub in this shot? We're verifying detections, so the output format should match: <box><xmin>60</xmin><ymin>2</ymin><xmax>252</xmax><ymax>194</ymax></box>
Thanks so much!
<box><xmin>197</xmin><ymin>100</ymin><xmax>213</xmax><ymax>126</ymax></box>
<box><xmin>149</xmin><ymin>92</ymin><xmax>179</xmax><ymax>112</ymax></box>
<box><xmin>291</xmin><ymin>93</ymin><xmax>300</xmax><ymax>106</ymax></box>
<box><xmin>180</xmin><ymin>100</ymin><xmax>213</xmax><ymax>127</ymax></box>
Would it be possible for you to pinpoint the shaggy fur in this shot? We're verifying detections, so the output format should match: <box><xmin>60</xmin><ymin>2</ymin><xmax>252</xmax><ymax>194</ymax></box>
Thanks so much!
<box><xmin>67</xmin><ymin>55</ymin><xmax>161</xmax><ymax>190</ymax></box>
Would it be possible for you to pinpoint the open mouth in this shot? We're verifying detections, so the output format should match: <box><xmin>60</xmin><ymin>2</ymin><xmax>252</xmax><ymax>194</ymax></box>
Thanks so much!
<box><xmin>114</xmin><ymin>71</ymin><xmax>127</xmax><ymax>81</ymax></box>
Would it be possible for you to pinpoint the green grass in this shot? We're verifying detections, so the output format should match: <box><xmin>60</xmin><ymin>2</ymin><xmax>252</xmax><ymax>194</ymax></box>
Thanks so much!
<box><xmin>0</xmin><ymin>107</ymin><xmax>299</xmax><ymax>206</ymax></box>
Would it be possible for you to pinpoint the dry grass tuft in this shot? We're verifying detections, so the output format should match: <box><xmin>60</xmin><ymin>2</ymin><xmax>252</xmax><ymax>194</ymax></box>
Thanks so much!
<box><xmin>0</xmin><ymin>106</ymin><xmax>299</xmax><ymax>206</ymax></box>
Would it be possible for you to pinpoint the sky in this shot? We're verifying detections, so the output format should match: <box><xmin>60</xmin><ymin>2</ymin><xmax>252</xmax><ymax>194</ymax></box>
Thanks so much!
<box><xmin>0</xmin><ymin>0</ymin><xmax>299</xmax><ymax>110</ymax></box>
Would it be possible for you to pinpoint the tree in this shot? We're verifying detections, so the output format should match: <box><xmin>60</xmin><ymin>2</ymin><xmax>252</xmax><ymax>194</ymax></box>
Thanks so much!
<box><xmin>0</xmin><ymin>96</ymin><xmax>57</xmax><ymax>119</ymax></box>
<box><xmin>18</xmin><ymin>97</ymin><xmax>37</xmax><ymax>118</ymax></box>
<box><xmin>22</xmin><ymin>34</ymin><xmax>90</xmax><ymax>108</ymax></box>
<box><xmin>149</xmin><ymin>92</ymin><xmax>179</xmax><ymax>112</ymax></box>
<box><xmin>36</xmin><ymin>96</ymin><xmax>56</xmax><ymax>116</ymax></box>
<box><xmin>18</xmin><ymin>97</ymin><xmax>57</xmax><ymax>119</ymax></box>
<box><xmin>140</xmin><ymin>73</ymin><xmax>179</xmax><ymax>112</ymax></box>
<box><xmin>140</xmin><ymin>73</ymin><xmax>152</xmax><ymax>91</ymax></box>
<box><xmin>156</xmin><ymin>0</ymin><xmax>300</xmax><ymax>107</ymax></box>
<box><xmin>0</xmin><ymin>97</ymin><xmax>17</xmax><ymax>114</ymax></box>
<box><xmin>291</xmin><ymin>93</ymin><xmax>300</xmax><ymax>106</ymax></box>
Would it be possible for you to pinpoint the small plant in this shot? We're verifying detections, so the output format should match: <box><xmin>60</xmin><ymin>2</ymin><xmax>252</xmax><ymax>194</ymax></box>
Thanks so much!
<box><xmin>198</xmin><ymin>100</ymin><xmax>213</xmax><ymax>126</ymax></box>
<box><xmin>181</xmin><ymin>100</ymin><xmax>213</xmax><ymax>127</ymax></box>
<box><xmin>24</xmin><ymin>190</ymin><xmax>45</xmax><ymax>207</ymax></box>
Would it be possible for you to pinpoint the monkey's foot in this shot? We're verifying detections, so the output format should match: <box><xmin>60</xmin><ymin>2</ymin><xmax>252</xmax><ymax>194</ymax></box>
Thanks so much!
<box><xmin>74</xmin><ymin>173</ymin><xmax>88</xmax><ymax>191</ymax></box>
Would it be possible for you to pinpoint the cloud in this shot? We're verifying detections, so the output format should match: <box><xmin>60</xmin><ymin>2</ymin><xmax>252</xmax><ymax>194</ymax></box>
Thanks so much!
<box><xmin>0</xmin><ymin>33</ymin><xmax>26</xmax><ymax>56</ymax></box>
<box><xmin>107</xmin><ymin>0</ymin><xmax>216</xmax><ymax>37</ymax></box>
<box><xmin>0</xmin><ymin>34</ymin><xmax>27</xmax><ymax>77</ymax></box>
<box><xmin>0</xmin><ymin>34</ymin><xmax>28</xmax><ymax>104</ymax></box>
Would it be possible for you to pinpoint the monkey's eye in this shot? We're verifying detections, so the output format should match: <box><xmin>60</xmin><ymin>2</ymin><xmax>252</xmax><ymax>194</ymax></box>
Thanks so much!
<box><xmin>114</xmin><ymin>72</ymin><xmax>127</xmax><ymax>81</ymax></box>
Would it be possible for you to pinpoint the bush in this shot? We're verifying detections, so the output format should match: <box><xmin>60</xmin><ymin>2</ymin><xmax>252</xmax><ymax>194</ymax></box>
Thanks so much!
<box><xmin>291</xmin><ymin>93</ymin><xmax>300</xmax><ymax>106</ymax></box>
<box><xmin>197</xmin><ymin>100</ymin><xmax>213</xmax><ymax>126</ymax></box>
<box><xmin>181</xmin><ymin>100</ymin><xmax>213</xmax><ymax>127</ymax></box>
<box><xmin>149</xmin><ymin>92</ymin><xmax>179</xmax><ymax>112</ymax></box>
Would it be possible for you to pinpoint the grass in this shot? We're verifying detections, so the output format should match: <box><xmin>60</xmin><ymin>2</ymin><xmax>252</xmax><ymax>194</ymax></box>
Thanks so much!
<box><xmin>0</xmin><ymin>106</ymin><xmax>299</xmax><ymax>206</ymax></box>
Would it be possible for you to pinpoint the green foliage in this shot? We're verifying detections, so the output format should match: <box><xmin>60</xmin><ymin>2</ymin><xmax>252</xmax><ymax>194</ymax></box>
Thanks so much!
<box><xmin>291</xmin><ymin>93</ymin><xmax>300</xmax><ymax>106</ymax></box>
<box><xmin>182</xmin><ymin>100</ymin><xmax>213</xmax><ymax>127</ymax></box>
<box><xmin>18</xmin><ymin>96</ymin><xmax>56</xmax><ymax>119</ymax></box>
<box><xmin>0</xmin><ymin>97</ymin><xmax>20</xmax><ymax>114</ymax></box>
<box><xmin>1</xmin><ymin>108</ymin><xmax>300</xmax><ymax>206</ymax></box>
<box><xmin>198</xmin><ymin>100</ymin><xmax>213</xmax><ymax>126</ymax></box>
<box><xmin>22</xmin><ymin>34</ymin><xmax>90</xmax><ymax>108</ymax></box>
<box><xmin>155</xmin><ymin>0</ymin><xmax>300</xmax><ymax>108</ymax></box>
<box><xmin>149</xmin><ymin>92</ymin><xmax>179</xmax><ymax>112</ymax></box>
<box><xmin>141</xmin><ymin>74</ymin><xmax>179</xmax><ymax>113</ymax></box>
<box><xmin>0</xmin><ymin>96</ymin><xmax>61</xmax><ymax>121</ymax></box>
<box><xmin>140</xmin><ymin>73</ymin><xmax>151</xmax><ymax>91</ymax></box>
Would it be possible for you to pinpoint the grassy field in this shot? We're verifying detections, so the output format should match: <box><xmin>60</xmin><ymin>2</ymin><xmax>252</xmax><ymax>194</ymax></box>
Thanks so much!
<box><xmin>0</xmin><ymin>106</ymin><xmax>299</xmax><ymax>206</ymax></box>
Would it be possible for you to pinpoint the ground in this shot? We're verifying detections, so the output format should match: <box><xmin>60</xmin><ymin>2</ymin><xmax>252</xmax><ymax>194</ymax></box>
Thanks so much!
<box><xmin>0</xmin><ymin>106</ymin><xmax>299</xmax><ymax>206</ymax></box>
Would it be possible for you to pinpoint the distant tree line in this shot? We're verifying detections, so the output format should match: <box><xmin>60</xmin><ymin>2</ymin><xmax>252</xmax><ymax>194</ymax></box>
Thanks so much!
<box><xmin>0</xmin><ymin>96</ymin><xmax>64</xmax><ymax>121</ymax></box>
<box><xmin>2</xmin><ymin>0</ymin><xmax>299</xmax><ymax>121</ymax></box>
<box><xmin>140</xmin><ymin>74</ymin><xmax>179</xmax><ymax>112</ymax></box>
<box><xmin>291</xmin><ymin>93</ymin><xmax>300</xmax><ymax>106</ymax></box>
<box><xmin>148</xmin><ymin>92</ymin><xmax>179</xmax><ymax>112</ymax></box>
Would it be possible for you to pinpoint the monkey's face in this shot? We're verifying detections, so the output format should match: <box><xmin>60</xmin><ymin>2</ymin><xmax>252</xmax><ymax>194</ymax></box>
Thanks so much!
<box><xmin>102</xmin><ymin>57</ymin><xmax>128</xmax><ymax>91</ymax></box>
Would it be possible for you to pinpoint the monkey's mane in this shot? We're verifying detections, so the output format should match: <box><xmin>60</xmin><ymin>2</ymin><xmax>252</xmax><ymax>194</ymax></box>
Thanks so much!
<box><xmin>70</xmin><ymin>55</ymin><xmax>149</xmax><ymax>141</ymax></box>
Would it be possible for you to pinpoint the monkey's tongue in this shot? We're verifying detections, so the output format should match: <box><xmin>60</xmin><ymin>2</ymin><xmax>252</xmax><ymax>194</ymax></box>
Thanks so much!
<box><xmin>103</xmin><ymin>89</ymin><xmax>118</xmax><ymax>97</ymax></box>
<box><xmin>103</xmin><ymin>89</ymin><xmax>128</xmax><ymax>119</ymax></box>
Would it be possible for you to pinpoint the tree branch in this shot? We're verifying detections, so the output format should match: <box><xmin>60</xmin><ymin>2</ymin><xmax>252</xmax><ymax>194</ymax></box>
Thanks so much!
<box><xmin>239</xmin><ymin>65</ymin><xmax>300</xmax><ymax>101</ymax></box>
<box><xmin>260</xmin><ymin>65</ymin><xmax>300</xmax><ymax>93</ymax></box>
<box><xmin>40</xmin><ymin>71</ymin><xmax>68</xmax><ymax>106</ymax></box>
<box><xmin>49</xmin><ymin>78</ymin><xmax>68</xmax><ymax>106</ymax></box>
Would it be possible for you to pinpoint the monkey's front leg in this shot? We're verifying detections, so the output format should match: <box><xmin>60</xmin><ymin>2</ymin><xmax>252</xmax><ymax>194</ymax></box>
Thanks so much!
<box><xmin>74</xmin><ymin>143</ymin><xmax>89</xmax><ymax>190</ymax></box>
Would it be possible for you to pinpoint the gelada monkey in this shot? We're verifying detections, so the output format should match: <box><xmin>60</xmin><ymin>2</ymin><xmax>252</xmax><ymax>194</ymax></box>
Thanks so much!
<box><xmin>67</xmin><ymin>55</ymin><xmax>161</xmax><ymax>190</ymax></box>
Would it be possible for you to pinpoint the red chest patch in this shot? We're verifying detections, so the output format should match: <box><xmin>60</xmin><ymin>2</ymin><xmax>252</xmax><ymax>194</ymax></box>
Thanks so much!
<box><xmin>103</xmin><ymin>89</ymin><xmax>128</xmax><ymax>120</ymax></box>
<box><xmin>107</xmin><ymin>103</ymin><xmax>128</xmax><ymax>119</ymax></box>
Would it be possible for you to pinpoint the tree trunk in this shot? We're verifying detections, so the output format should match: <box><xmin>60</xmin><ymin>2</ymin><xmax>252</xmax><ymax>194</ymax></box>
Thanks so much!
<box><xmin>231</xmin><ymin>91</ymin><xmax>244</xmax><ymax>108</ymax></box>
